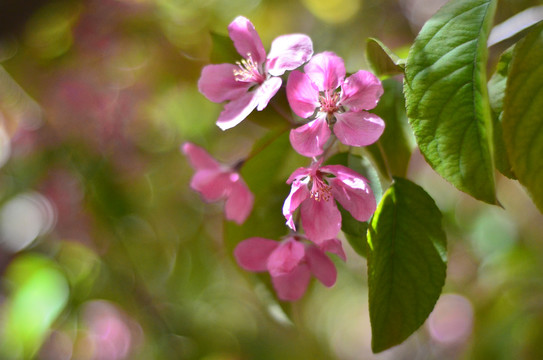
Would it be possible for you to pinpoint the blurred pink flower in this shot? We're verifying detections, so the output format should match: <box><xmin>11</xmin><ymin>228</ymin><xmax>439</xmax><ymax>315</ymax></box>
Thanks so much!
<box><xmin>198</xmin><ymin>16</ymin><xmax>313</xmax><ymax>130</ymax></box>
<box><xmin>234</xmin><ymin>236</ymin><xmax>345</xmax><ymax>301</ymax></box>
<box><xmin>286</xmin><ymin>52</ymin><xmax>385</xmax><ymax>157</ymax></box>
<box><xmin>283</xmin><ymin>160</ymin><xmax>376</xmax><ymax>242</ymax></box>
<box><xmin>183</xmin><ymin>142</ymin><xmax>253</xmax><ymax>224</ymax></box>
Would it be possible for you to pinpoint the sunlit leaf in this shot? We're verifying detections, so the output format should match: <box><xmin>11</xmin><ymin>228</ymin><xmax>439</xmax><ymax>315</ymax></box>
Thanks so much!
<box><xmin>502</xmin><ymin>22</ymin><xmax>543</xmax><ymax>213</ymax></box>
<box><xmin>487</xmin><ymin>46</ymin><xmax>515</xmax><ymax>179</ymax></box>
<box><xmin>404</xmin><ymin>0</ymin><xmax>498</xmax><ymax>204</ymax></box>
<box><xmin>365</xmin><ymin>38</ymin><xmax>405</xmax><ymax>77</ymax></box>
<box><xmin>367</xmin><ymin>178</ymin><xmax>447</xmax><ymax>353</ymax></box>
<box><xmin>366</xmin><ymin>78</ymin><xmax>412</xmax><ymax>180</ymax></box>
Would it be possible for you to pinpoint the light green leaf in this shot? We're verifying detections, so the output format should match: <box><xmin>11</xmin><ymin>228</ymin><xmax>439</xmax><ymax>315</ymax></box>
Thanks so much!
<box><xmin>367</xmin><ymin>178</ymin><xmax>447</xmax><ymax>353</ymax></box>
<box><xmin>488</xmin><ymin>46</ymin><xmax>516</xmax><ymax>178</ymax></box>
<box><xmin>366</xmin><ymin>78</ymin><xmax>413</xmax><ymax>180</ymax></box>
<box><xmin>365</xmin><ymin>38</ymin><xmax>405</xmax><ymax>77</ymax></box>
<box><xmin>0</xmin><ymin>255</ymin><xmax>69</xmax><ymax>359</ymax></box>
<box><xmin>502</xmin><ymin>23</ymin><xmax>543</xmax><ymax>213</ymax></box>
<box><xmin>404</xmin><ymin>0</ymin><xmax>498</xmax><ymax>204</ymax></box>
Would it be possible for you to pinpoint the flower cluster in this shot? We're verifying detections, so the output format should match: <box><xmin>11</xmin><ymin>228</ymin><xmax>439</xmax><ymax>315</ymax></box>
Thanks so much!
<box><xmin>184</xmin><ymin>16</ymin><xmax>384</xmax><ymax>301</ymax></box>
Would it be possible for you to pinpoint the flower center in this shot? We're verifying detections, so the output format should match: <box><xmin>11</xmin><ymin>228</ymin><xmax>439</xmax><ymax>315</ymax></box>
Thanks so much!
<box><xmin>233</xmin><ymin>53</ymin><xmax>266</xmax><ymax>84</ymax></box>
<box><xmin>319</xmin><ymin>90</ymin><xmax>341</xmax><ymax>114</ymax></box>
<box><xmin>309</xmin><ymin>175</ymin><xmax>331</xmax><ymax>202</ymax></box>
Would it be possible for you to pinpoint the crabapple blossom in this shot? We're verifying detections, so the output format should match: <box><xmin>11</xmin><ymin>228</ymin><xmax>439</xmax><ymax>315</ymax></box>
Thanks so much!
<box><xmin>234</xmin><ymin>236</ymin><xmax>346</xmax><ymax>301</ymax></box>
<box><xmin>198</xmin><ymin>16</ymin><xmax>313</xmax><ymax>130</ymax></box>
<box><xmin>182</xmin><ymin>142</ymin><xmax>253</xmax><ymax>224</ymax></box>
<box><xmin>283</xmin><ymin>160</ymin><xmax>376</xmax><ymax>242</ymax></box>
<box><xmin>286</xmin><ymin>51</ymin><xmax>385</xmax><ymax>157</ymax></box>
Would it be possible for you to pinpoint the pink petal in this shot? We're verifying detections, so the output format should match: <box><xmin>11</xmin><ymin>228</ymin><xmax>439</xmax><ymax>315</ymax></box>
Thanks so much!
<box><xmin>283</xmin><ymin>180</ymin><xmax>310</xmax><ymax>230</ymax></box>
<box><xmin>286</xmin><ymin>70</ymin><xmax>320</xmax><ymax>118</ymax></box>
<box><xmin>267</xmin><ymin>34</ymin><xmax>313</xmax><ymax>76</ymax></box>
<box><xmin>216</xmin><ymin>91</ymin><xmax>259</xmax><ymax>130</ymax></box>
<box><xmin>304</xmin><ymin>52</ymin><xmax>345</xmax><ymax>91</ymax></box>
<box><xmin>320</xmin><ymin>164</ymin><xmax>366</xmax><ymax>180</ymax></box>
<box><xmin>333</xmin><ymin>111</ymin><xmax>385</xmax><ymax>147</ymax></box>
<box><xmin>225</xmin><ymin>177</ymin><xmax>254</xmax><ymax>224</ymax></box>
<box><xmin>341</xmin><ymin>70</ymin><xmax>384</xmax><ymax>111</ymax></box>
<box><xmin>182</xmin><ymin>142</ymin><xmax>221</xmax><ymax>170</ymax></box>
<box><xmin>306</xmin><ymin>245</ymin><xmax>337</xmax><ymax>287</ymax></box>
<box><xmin>198</xmin><ymin>64</ymin><xmax>251</xmax><ymax>103</ymax></box>
<box><xmin>255</xmin><ymin>77</ymin><xmax>282</xmax><ymax>111</ymax></box>
<box><xmin>190</xmin><ymin>169</ymin><xmax>231</xmax><ymax>201</ymax></box>
<box><xmin>228</xmin><ymin>16</ymin><xmax>266</xmax><ymax>65</ymax></box>
<box><xmin>328</xmin><ymin>176</ymin><xmax>376</xmax><ymax>222</ymax></box>
<box><xmin>319</xmin><ymin>238</ymin><xmax>347</xmax><ymax>261</ymax></box>
<box><xmin>234</xmin><ymin>237</ymin><xmax>279</xmax><ymax>271</ymax></box>
<box><xmin>267</xmin><ymin>239</ymin><xmax>305</xmax><ymax>277</ymax></box>
<box><xmin>286</xmin><ymin>166</ymin><xmax>312</xmax><ymax>184</ymax></box>
<box><xmin>300</xmin><ymin>197</ymin><xmax>341</xmax><ymax>243</ymax></box>
<box><xmin>289</xmin><ymin>118</ymin><xmax>331</xmax><ymax>157</ymax></box>
<box><xmin>272</xmin><ymin>264</ymin><xmax>311</xmax><ymax>301</ymax></box>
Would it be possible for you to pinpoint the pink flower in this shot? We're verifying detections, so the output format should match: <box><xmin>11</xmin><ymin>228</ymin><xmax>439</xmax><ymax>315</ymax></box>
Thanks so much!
<box><xmin>198</xmin><ymin>16</ymin><xmax>313</xmax><ymax>130</ymax></box>
<box><xmin>234</xmin><ymin>236</ymin><xmax>346</xmax><ymax>301</ymax></box>
<box><xmin>182</xmin><ymin>142</ymin><xmax>253</xmax><ymax>224</ymax></box>
<box><xmin>286</xmin><ymin>51</ymin><xmax>385</xmax><ymax>157</ymax></box>
<box><xmin>283</xmin><ymin>160</ymin><xmax>376</xmax><ymax>242</ymax></box>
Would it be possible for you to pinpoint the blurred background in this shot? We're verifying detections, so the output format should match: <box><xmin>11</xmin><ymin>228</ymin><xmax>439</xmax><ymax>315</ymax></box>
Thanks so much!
<box><xmin>0</xmin><ymin>0</ymin><xmax>542</xmax><ymax>359</ymax></box>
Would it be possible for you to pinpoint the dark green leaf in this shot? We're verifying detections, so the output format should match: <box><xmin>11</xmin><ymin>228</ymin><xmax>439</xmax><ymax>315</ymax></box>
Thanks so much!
<box><xmin>502</xmin><ymin>23</ymin><xmax>543</xmax><ymax>213</ymax></box>
<box><xmin>368</xmin><ymin>177</ymin><xmax>447</xmax><ymax>353</ymax></box>
<box><xmin>365</xmin><ymin>38</ymin><xmax>405</xmax><ymax>77</ymax></box>
<box><xmin>488</xmin><ymin>46</ymin><xmax>516</xmax><ymax>178</ymax></box>
<box><xmin>339</xmin><ymin>205</ymin><xmax>369</xmax><ymax>258</ymax></box>
<box><xmin>210</xmin><ymin>32</ymin><xmax>239</xmax><ymax>64</ymax></box>
<box><xmin>367</xmin><ymin>78</ymin><xmax>413</xmax><ymax>179</ymax></box>
<box><xmin>404</xmin><ymin>0</ymin><xmax>498</xmax><ymax>204</ymax></box>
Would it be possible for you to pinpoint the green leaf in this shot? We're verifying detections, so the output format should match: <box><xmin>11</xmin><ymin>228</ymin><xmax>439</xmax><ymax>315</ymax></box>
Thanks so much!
<box><xmin>367</xmin><ymin>177</ymin><xmax>447</xmax><ymax>353</ymax></box>
<box><xmin>487</xmin><ymin>46</ymin><xmax>516</xmax><ymax>178</ymax></box>
<box><xmin>502</xmin><ymin>23</ymin><xmax>543</xmax><ymax>213</ymax></box>
<box><xmin>365</xmin><ymin>38</ymin><xmax>405</xmax><ymax>77</ymax></box>
<box><xmin>366</xmin><ymin>78</ymin><xmax>413</xmax><ymax>179</ymax></box>
<box><xmin>339</xmin><ymin>205</ymin><xmax>369</xmax><ymax>258</ymax></box>
<box><xmin>210</xmin><ymin>32</ymin><xmax>239</xmax><ymax>64</ymax></box>
<box><xmin>404</xmin><ymin>0</ymin><xmax>498</xmax><ymax>204</ymax></box>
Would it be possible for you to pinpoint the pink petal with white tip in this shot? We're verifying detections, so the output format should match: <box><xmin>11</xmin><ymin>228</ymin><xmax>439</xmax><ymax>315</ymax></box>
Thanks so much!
<box><xmin>228</xmin><ymin>16</ymin><xmax>267</xmax><ymax>64</ymax></box>
<box><xmin>304</xmin><ymin>52</ymin><xmax>345</xmax><ymax>91</ymax></box>
<box><xmin>267</xmin><ymin>34</ymin><xmax>313</xmax><ymax>76</ymax></box>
